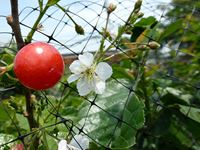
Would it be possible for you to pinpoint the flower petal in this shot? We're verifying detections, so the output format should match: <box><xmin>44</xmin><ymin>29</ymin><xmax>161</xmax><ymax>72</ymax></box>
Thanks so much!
<box><xmin>95</xmin><ymin>62</ymin><xmax>112</xmax><ymax>81</ymax></box>
<box><xmin>66</xmin><ymin>145</ymin><xmax>80</xmax><ymax>150</ymax></box>
<box><xmin>67</xmin><ymin>74</ymin><xmax>80</xmax><ymax>83</ymax></box>
<box><xmin>94</xmin><ymin>77</ymin><xmax>106</xmax><ymax>94</ymax></box>
<box><xmin>58</xmin><ymin>140</ymin><xmax>67</xmax><ymax>150</ymax></box>
<box><xmin>70</xmin><ymin>135</ymin><xmax>89</xmax><ymax>150</ymax></box>
<box><xmin>77</xmin><ymin>77</ymin><xmax>93</xmax><ymax>96</ymax></box>
<box><xmin>69</xmin><ymin>60</ymin><xmax>86</xmax><ymax>74</ymax></box>
<box><xmin>78</xmin><ymin>52</ymin><xmax>94</xmax><ymax>67</ymax></box>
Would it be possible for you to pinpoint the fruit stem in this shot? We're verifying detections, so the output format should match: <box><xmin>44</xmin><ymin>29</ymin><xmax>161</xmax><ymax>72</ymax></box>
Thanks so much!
<box><xmin>97</xmin><ymin>0</ymin><xmax>143</xmax><ymax>62</ymax></box>
<box><xmin>25</xmin><ymin>5</ymin><xmax>49</xmax><ymax>43</ymax></box>
<box><xmin>99</xmin><ymin>13</ymin><xmax>110</xmax><ymax>53</ymax></box>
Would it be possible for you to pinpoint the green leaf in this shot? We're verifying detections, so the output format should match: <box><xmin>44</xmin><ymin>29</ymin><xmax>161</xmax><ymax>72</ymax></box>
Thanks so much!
<box><xmin>46</xmin><ymin>134</ymin><xmax>58</xmax><ymax>150</ymax></box>
<box><xmin>130</xmin><ymin>26</ymin><xmax>145</xmax><ymax>42</ymax></box>
<box><xmin>151</xmin><ymin>109</ymin><xmax>195</xmax><ymax>149</ymax></box>
<box><xmin>174</xmin><ymin>109</ymin><xmax>200</xmax><ymax>140</ymax></box>
<box><xmin>112</xmin><ymin>64</ymin><xmax>133</xmax><ymax>81</ymax></box>
<box><xmin>0</xmin><ymin>133</ymin><xmax>14</xmax><ymax>146</ymax></box>
<box><xmin>134</xmin><ymin>16</ymin><xmax>157</xmax><ymax>28</ymax></box>
<box><xmin>160</xmin><ymin>93</ymin><xmax>188</xmax><ymax>106</ymax></box>
<box><xmin>160</xmin><ymin>19</ymin><xmax>183</xmax><ymax>40</ymax></box>
<box><xmin>179</xmin><ymin>105</ymin><xmax>200</xmax><ymax>124</ymax></box>
<box><xmin>131</xmin><ymin>17</ymin><xmax>158</xmax><ymax>42</ymax></box>
<box><xmin>111</xmin><ymin>93</ymin><xmax>145</xmax><ymax>148</ymax></box>
<box><xmin>78</xmin><ymin>80</ymin><xmax>145</xmax><ymax>149</ymax></box>
<box><xmin>1</xmin><ymin>53</ymin><xmax>14</xmax><ymax>65</ymax></box>
<box><xmin>0</xmin><ymin>104</ymin><xmax>10</xmax><ymax>121</ymax></box>
<box><xmin>16</xmin><ymin>114</ymin><xmax>29</xmax><ymax>131</ymax></box>
<box><xmin>42</xmin><ymin>130</ymin><xmax>49</xmax><ymax>150</ymax></box>
<box><xmin>47</xmin><ymin>0</ymin><xmax>60</xmax><ymax>6</ymax></box>
<box><xmin>160</xmin><ymin>87</ymin><xmax>192</xmax><ymax>106</ymax></box>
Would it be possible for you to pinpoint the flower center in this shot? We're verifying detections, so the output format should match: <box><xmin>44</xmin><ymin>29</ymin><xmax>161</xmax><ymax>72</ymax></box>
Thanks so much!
<box><xmin>84</xmin><ymin>66</ymin><xmax>96</xmax><ymax>80</ymax></box>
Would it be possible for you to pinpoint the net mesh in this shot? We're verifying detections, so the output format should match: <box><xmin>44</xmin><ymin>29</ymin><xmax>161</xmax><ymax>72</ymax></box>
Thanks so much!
<box><xmin>0</xmin><ymin>0</ymin><xmax>200</xmax><ymax>149</ymax></box>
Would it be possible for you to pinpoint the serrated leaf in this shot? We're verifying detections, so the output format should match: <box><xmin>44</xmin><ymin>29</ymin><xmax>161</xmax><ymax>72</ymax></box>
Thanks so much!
<box><xmin>78</xmin><ymin>80</ymin><xmax>145</xmax><ymax>149</ymax></box>
<box><xmin>111</xmin><ymin>93</ymin><xmax>145</xmax><ymax>148</ymax></box>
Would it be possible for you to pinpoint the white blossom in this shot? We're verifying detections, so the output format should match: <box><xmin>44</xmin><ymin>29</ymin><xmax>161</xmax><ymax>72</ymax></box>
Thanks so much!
<box><xmin>58</xmin><ymin>135</ymin><xmax>89</xmax><ymax>150</ymax></box>
<box><xmin>68</xmin><ymin>52</ymin><xmax>112</xmax><ymax>96</ymax></box>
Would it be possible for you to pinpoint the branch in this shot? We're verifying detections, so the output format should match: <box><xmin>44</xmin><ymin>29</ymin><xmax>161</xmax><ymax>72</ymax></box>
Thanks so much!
<box><xmin>24</xmin><ymin>90</ymin><xmax>39</xmax><ymax>149</ymax></box>
<box><xmin>25</xmin><ymin>90</ymin><xmax>38</xmax><ymax>129</ymax></box>
<box><xmin>7</xmin><ymin>0</ymin><xmax>24</xmax><ymax>50</ymax></box>
<box><xmin>7</xmin><ymin>0</ymin><xmax>39</xmax><ymax>149</ymax></box>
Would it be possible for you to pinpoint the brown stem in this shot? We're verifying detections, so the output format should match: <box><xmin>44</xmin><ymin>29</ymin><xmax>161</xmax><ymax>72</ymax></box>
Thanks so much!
<box><xmin>25</xmin><ymin>90</ymin><xmax>39</xmax><ymax>149</ymax></box>
<box><xmin>7</xmin><ymin>0</ymin><xmax>24</xmax><ymax>50</ymax></box>
<box><xmin>7</xmin><ymin>0</ymin><xmax>39</xmax><ymax>149</ymax></box>
<box><xmin>25</xmin><ymin>90</ymin><xmax>38</xmax><ymax>129</ymax></box>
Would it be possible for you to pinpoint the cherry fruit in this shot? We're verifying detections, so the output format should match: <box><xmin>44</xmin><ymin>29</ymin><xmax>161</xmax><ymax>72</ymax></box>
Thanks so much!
<box><xmin>14</xmin><ymin>42</ymin><xmax>64</xmax><ymax>90</ymax></box>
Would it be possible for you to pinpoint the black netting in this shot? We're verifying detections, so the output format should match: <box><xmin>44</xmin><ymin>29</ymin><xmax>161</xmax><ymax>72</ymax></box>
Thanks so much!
<box><xmin>0</xmin><ymin>0</ymin><xmax>200</xmax><ymax>150</ymax></box>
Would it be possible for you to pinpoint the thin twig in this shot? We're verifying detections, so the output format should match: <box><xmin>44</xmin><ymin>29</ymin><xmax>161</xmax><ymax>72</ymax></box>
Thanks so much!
<box><xmin>25</xmin><ymin>5</ymin><xmax>49</xmax><ymax>43</ymax></box>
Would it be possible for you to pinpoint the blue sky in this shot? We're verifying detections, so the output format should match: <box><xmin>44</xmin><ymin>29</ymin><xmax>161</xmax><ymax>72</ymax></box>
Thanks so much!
<box><xmin>0</xmin><ymin>0</ymin><xmax>171</xmax><ymax>53</ymax></box>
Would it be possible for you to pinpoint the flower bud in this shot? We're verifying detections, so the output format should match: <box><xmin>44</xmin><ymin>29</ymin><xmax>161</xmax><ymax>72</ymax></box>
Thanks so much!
<box><xmin>137</xmin><ymin>12</ymin><xmax>144</xmax><ymax>18</ymax></box>
<box><xmin>134</xmin><ymin>0</ymin><xmax>142</xmax><ymax>13</ymax></box>
<box><xmin>31</xmin><ymin>94</ymin><xmax>36</xmax><ymax>101</ymax></box>
<box><xmin>75</xmin><ymin>24</ymin><xmax>85</xmax><ymax>35</ymax></box>
<box><xmin>107</xmin><ymin>3</ymin><xmax>117</xmax><ymax>14</ymax></box>
<box><xmin>148</xmin><ymin>41</ymin><xmax>161</xmax><ymax>49</ymax></box>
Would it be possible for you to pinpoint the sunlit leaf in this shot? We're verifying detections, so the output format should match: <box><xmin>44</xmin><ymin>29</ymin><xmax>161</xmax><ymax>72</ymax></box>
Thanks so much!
<box><xmin>179</xmin><ymin>105</ymin><xmax>200</xmax><ymax>124</ymax></box>
<box><xmin>78</xmin><ymin>80</ymin><xmax>145</xmax><ymax>149</ymax></box>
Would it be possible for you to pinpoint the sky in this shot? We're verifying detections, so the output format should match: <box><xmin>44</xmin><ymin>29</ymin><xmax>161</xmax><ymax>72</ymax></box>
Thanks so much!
<box><xmin>0</xmin><ymin>0</ymin><xmax>172</xmax><ymax>54</ymax></box>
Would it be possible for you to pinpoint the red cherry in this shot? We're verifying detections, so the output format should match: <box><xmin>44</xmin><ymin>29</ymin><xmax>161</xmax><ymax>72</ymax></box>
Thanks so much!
<box><xmin>14</xmin><ymin>42</ymin><xmax>64</xmax><ymax>90</ymax></box>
